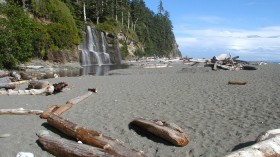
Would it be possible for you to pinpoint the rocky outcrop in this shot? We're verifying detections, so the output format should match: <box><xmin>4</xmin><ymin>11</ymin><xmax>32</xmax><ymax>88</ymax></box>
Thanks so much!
<box><xmin>106</xmin><ymin>33</ymin><xmax>122</xmax><ymax>64</ymax></box>
<box><xmin>47</xmin><ymin>49</ymin><xmax>79</xmax><ymax>64</ymax></box>
<box><xmin>169</xmin><ymin>41</ymin><xmax>181</xmax><ymax>58</ymax></box>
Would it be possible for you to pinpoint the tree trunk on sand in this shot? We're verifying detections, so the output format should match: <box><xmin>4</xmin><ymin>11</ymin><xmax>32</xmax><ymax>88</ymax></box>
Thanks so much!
<box><xmin>37</xmin><ymin>130</ymin><xmax>113</xmax><ymax>157</ymax></box>
<box><xmin>46</xmin><ymin>114</ymin><xmax>147</xmax><ymax>157</ymax></box>
<box><xmin>40</xmin><ymin>88</ymin><xmax>97</xmax><ymax>119</ymax></box>
<box><xmin>224</xmin><ymin>135</ymin><xmax>280</xmax><ymax>157</ymax></box>
<box><xmin>131</xmin><ymin>118</ymin><xmax>189</xmax><ymax>147</ymax></box>
<box><xmin>0</xmin><ymin>108</ymin><xmax>43</xmax><ymax>115</ymax></box>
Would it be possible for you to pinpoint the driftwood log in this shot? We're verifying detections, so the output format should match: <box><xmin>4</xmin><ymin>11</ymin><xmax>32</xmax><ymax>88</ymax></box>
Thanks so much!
<box><xmin>46</xmin><ymin>114</ymin><xmax>147</xmax><ymax>157</ymax></box>
<box><xmin>37</xmin><ymin>130</ymin><xmax>113</xmax><ymax>157</ymax></box>
<box><xmin>0</xmin><ymin>80</ymin><xmax>28</xmax><ymax>90</ymax></box>
<box><xmin>28</xmin><ymin>80</ymin><xmax>50</xmax><ymax>89</ymax></box>
<box><xmin>0</xmin><ymin>84</ymin><xmax>16</xmax><ymax>90</ymax></box>
<box><xmin>256</xmin><ymin>129</ymin><xmax>280</xmax><ymax>142</ymax></box>
<box><xmin>0</xmin><ymin>85</ymin><xmax>54</xmax><ymax>95</ymax></box>
<box><xmin>131</xmin><ymin>118</ymin><xmax>189</xmax><ymax>147</ymax></box>
<box><xmin>228</xmin><ymin>80</ymin><xmax>247</xmax><ymax>85</ymax></box>
<box><xmin>0</xmin><ymin>70</ymin><xmax>9</xmax><ymax>78</ymax></box>
<box><xmin>53</xmin><ymin>82</ymin><xmax>68</xmax><ymax>94</ymax></box>
<box><xmin>0</xmin><ymin>108</ymin><xmax>43</xmax><ymax>115</ymax></box>
<box><xmin>224</xmin><ymin>135</ymin><xmax>280</xmax><ymax>157</ymax></box>
<box><xmin>40</xmin><ymin>88</ymin><xmax>97</xmax><ymax>119</ymax></box>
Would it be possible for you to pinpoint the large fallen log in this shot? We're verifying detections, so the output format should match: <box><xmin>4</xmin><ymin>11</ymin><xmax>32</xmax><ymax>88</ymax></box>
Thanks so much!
<box><xmin>224</xmin><ymin>135</ymin><xmax>280</xmax><ymax>157</ymax></box>
<box><xmin>0</xmin><ymin>108</ymin><xmax>43</xmax><ymax>115</ymax></box>
<box><xmin>40</xmin><ymin>88</ymin><xmax>97</xmax><ymax>119</ymax></box>
<box><xmin>131</xmin><ymin>118</ymin><xmax>189</xmax><ymax>147</ymax></box>
<box><xmin>46</xmin><ymin>114</ymin><xmax>147</xmax><ymax>157</ymax></box>
<box><xmin>37</xmin><ymin>130</ymin><xmax>113</xmax><ymax>157</ymax></box>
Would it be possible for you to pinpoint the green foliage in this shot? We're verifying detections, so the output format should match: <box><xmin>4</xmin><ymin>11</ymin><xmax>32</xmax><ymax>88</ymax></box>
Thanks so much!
<box><xmin>0</xmin><ymin>3</ymin><xmax>36</xmax><ymax>69</ymax></box>
<box><xmin>31</xmin><ymin>0</ymin><xmax>80</xmax><ymax>46</ymax></box>
<box><xmin>135</xmin><ymin>48</ymin><xmax>144</xmax><ymax>57</ymax></box>
<box><xmin>120</xmin><ymin>43</ymin><xmax>129</xmax><ymax>58</ymax></box>
<box><xmin>95</xmin><ymin>18</ymin><xmax>121</xmax><ymax>34</ymax></box>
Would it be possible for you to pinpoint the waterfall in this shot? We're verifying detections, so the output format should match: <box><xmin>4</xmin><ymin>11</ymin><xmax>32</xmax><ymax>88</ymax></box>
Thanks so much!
<box><xmin>101</xmin><ymin>32</ymin><xmax>112</xmax><ymax>64</ymax></box>
<box><xmin>79</xmin><ymin>26</ymin><xmax>111</xmax><ymax>66</ymax></box>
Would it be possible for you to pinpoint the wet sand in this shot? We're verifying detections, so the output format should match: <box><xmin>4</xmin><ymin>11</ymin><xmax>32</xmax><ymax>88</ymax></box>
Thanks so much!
<box><xmin>0</xmin><ymin>63</ymin><xmax>280</xmax><ymax>157</ymax></box>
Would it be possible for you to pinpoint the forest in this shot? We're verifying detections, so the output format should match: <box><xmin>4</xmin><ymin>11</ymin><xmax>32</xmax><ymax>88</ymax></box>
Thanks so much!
<box><xmin>0</xmin><ymin>0</ymin><xmax>181</xmax><ymax>69</ymax></box>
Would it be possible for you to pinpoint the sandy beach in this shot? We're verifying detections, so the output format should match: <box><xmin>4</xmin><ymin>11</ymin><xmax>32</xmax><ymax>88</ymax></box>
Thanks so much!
<box><xmin>0</xmin><ymin>62</ymin><xmax>280</xmax><ymax>157</ymax></box>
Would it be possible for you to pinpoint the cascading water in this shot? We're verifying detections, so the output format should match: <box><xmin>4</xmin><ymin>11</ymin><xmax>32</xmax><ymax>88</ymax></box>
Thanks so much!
<box><xmin>101</xmin><ymin>32</ymin><xmax>112</xmax><ymax>64</ymax></box>
<box><xmin>79</xmin><ymin>26</ymin><xmax>111</xmax><ymax>66</ymax></box>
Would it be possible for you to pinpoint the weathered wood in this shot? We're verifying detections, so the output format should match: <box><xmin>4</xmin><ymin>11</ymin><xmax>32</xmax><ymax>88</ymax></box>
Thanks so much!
<box><xmin>0</xmin><ymin>108</ymin><xmax>43</xmax><ymax>115</ymax></box>
<box><xmin>224</xmin><ymin>135</ymin><xmax>280</xmax><ymax>157</ymax></box>
<box><xmin>47</xmin><ymin>114</ymin><xmax>147</xmax><ymax>157</ymax></box>
<box><xmin>28</xmin><ymin>80</ymin><xmax>50</xmax><ymax>89</ymax></box>
<box><xmin>0</xmin><ymin>84</ymin><xmax>16</xmax><ymax>90</ymax></box>
<box><xmin>39</xmin><ymin>105</ymin><xmax>59</xmax><ymax>119</ymax></box>
<box><xmin>40</xmin><ymin>88</ymin><xmax>97</xmax><ymax>119</ymax></box>
<box><xmin>228</xmin><ymin>80</ymin><xmax>247</xmax><ymax>85</ymax></box>
<box><xmin>0</xmin><ymin>70</ymin><xmax>9</xmax><ymax>78</ymax></box>
<box><xmin>37</xmin><ymin>130</ymin><xmax>113</xmax><ymax>157</ymax></box>
<box><xmin>53</xmin><ymin>82</ymin><xmax>68</xmax><ymax>94</ymax></box>
<box><xmin>10</xmin><ymin>80</ymin><xmax>28</xmax><ymax>85</ymax></box>
<box><xmin>242</xmin><ymin>65</ymin><xmax>257</xmax><ymax>70</ymax></box>
<box><xmin>131</xmin><ymin>118</ymin><xmax>189</xmax><ymax>147</ymax></box>
<box><xmin>256</xmin><ymin>129</ymin><xmax>280</xmax><ymax>142</ymax></box>
<box><xmin>66</xmin><ymin>88</ymin><xmax>97</xmax><ymax>105</ymax></box>
<box><xmin>0</xmin><ymin>80</ymin><xmax>28</xmax><ymax>90</ymax></box>
<box><xmin>0</xmin><ymin>85</ymin><xmax>54</xmax><ymax>95</ymax></box>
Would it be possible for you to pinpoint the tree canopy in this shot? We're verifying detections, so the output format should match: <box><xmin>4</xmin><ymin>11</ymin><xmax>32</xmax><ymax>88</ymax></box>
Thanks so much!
<box><xmin>0</xmin><ymin>0</ymin><xmax>180</xmax><ymax>69</ymax></box>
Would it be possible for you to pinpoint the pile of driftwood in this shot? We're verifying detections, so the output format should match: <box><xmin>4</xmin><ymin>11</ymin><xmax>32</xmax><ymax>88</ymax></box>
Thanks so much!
<box><xmin>0</xmin><ymin>70</ymin><xmax>67</xmax><ymax>95</ymax></box>
<box><xmin>184</xmin><ymin>54</ymin><xmax>258</xmax><ymax>71</ymax></box>
<box><xmin>206</xmin><ymin>54</ymin><xmax>257</xmax><ymax>71</ymax></box>
<box><xmin>0</xmin><ymin>80</ymin><xmax>67</xmax><ymax>96</ymax></box>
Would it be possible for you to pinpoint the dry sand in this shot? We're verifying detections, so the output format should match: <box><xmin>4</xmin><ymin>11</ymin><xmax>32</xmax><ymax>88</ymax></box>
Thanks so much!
<box><xmin>0</xmin><ymin>63</ymin><xmax>280</xmax><ymax>157</ymax></box>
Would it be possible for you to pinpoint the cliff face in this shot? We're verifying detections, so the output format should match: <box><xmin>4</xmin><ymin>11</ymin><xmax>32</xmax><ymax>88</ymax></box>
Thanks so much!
<box><xmin>169</xmin><ymin>40</ymin><xmax>181</xmax><ymax>58</ymax></box>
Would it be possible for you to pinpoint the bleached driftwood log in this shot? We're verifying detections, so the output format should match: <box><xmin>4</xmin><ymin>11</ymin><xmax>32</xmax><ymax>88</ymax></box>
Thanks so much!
<box><xmin>0</xmin><ymin>85</ymin><xmax>54</xmax><ymax>95</ymax></box>
<box><xmin>40</xmin><ymin>88</ymin><xmax>97</xmax><ymax>119</ymax></box>
<box><xmin>9</xmin><ymin>80</ymin><xmax>28</xmax><ymax>85</ymax></box>
<box><xmin>224</xmin><ymin>129</ymin><xmax>280</xmax><ymax>157</ymax></box>
<box><xmin>131</xmin><ymin>118</ymin><xmax>189</xmax><ymax>147</ymax></box>
<box><xmin>0</xmin><ymin>84</ymin><xmax>16</xmax><ymax>90</ymax></box>
<box><xmin>37</xmin><ymin>130</ymin><xmax>113</xmax><ymax>157</ymax></box>
<box><xmin>224</xmin><ymin>136</ymin><xmax>280</xmax><ymax>157</ymax></box>
<box><xmin>0</xmin><ymin>70</ymin><xmax>9</xmax><ymax>78</ymax></box>
<box><xmin>0</xmin><ymin>108</ymin><xmax>43</xmax><ymax>115</ymax></box>
<box><xmin>46</xmin><ymin>114</ymin><xmax>147</xmax><ymax>157</ymax></box>
<box><xmin>256</xmin><ymin>129</ymin><xmax>280</xmax><ymax>142</ymax></box>
<box><xmin>0</xmin><ymin>80</ymin><xmax>28</xmax><ymax>90</ymax></box>
<box><xmin>228</xmin><ymin>80</ymin><xmax>247</xmax><ymax>85</ymax></box>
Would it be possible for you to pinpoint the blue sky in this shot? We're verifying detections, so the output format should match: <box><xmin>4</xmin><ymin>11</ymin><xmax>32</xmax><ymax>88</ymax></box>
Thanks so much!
<box><xmin>144</xmin><ymin>0</ymin><xmax>280</xmax><ymax>61</ymax></box>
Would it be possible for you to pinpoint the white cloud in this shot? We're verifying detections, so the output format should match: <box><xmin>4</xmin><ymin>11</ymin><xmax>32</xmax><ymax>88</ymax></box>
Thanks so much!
<box><xmin>175</xmin><ymin>26</ymin><xmax>280</xmax><ymax>61</ymax></box>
